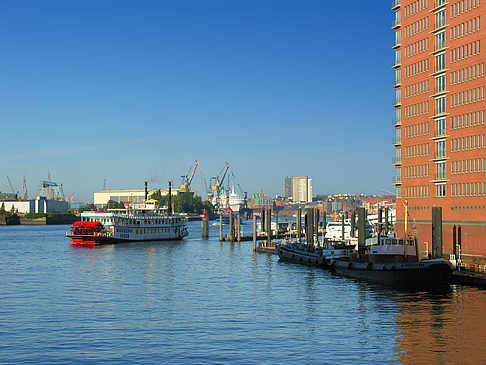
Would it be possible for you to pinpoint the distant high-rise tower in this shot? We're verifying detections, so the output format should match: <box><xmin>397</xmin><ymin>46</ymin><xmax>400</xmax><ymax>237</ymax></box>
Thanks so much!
<box><xmin>286</xmin><ymin>176</ymin><xmax>312</xmax><ymax>202</ymax></box>
<box><xmin>284</xmin><ymin>177</ymin><xmax>293</xmax><ymax>199</ymax></box>
<box><xmin>392</xmin><ymin>0</ymin><xmax>486</xmax><ymax>261</ymax></box>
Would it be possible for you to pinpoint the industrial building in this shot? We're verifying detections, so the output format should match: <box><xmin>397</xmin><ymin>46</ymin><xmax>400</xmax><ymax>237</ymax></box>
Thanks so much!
<box><xmin>284</xmin><ymin>176</ymin><xmax>313</xmax><ymax>203</ymax></box>
<box><xmin>392</xmin><ymin>0</ymin><xmax>486</xmax><ymax>262</ymax></box>
<box><xmin>93</xmin><ymin>188</ymin><xmax>192</xmax><ymax>208</ymax></box>
<box><xmin>0</xmin><ymin>197</ymin><xmax>68</xmax><ymax>214</ymax></box>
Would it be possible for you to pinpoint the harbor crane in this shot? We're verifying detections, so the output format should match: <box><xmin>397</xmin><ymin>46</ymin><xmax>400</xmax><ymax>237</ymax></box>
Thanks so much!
<box><xmin>180</xmin><ymin>160</ymin><xmax>203</xmax><ymax>191</ymax></box>
<box><xmin>208</xmin><ymin>162</ymin><xmax>234</xmax><ymax>198</ymax></box>
<box><xmin>6</xmin><ymin>175</ymin><xmax>16</xmax><ymax>194</ymax></box>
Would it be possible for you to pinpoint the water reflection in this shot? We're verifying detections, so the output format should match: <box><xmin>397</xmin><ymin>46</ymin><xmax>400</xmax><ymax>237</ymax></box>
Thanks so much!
<box><xmin>393</xmin><ymin>285</ymin><xmax>486</xmax><ymax>362</ymax></box>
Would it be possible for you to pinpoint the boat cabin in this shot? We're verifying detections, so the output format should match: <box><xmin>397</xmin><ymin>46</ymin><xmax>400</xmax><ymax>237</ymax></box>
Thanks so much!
<box><xmin>367</xmin><ymin>236</ymin><xmax>418</xmax><ymax>264</ymax></box>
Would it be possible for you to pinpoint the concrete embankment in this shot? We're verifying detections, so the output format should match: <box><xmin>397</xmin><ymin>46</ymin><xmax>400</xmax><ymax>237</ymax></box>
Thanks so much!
<box><xmin>1</xmin><ymin>215</ymin><xmax>78</xmax><ymax>226</ymax></box>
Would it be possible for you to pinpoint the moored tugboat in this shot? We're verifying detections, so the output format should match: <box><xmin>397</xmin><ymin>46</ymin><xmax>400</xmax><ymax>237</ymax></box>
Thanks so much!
<box><xmin>330</xmin><ymin>236</ymin><xmax>452</xmax><ymax>288</ymax></box>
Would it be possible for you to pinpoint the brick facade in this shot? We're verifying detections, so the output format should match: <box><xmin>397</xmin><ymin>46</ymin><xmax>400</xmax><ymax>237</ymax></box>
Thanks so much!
<box><xmin>392</xmin><ymin>0</ymin><xmax>486</xmax><ymax>263</ymax></box>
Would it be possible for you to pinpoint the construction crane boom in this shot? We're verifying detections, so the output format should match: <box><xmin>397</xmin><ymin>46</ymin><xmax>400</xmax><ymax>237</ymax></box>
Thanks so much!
<box><xmin>6</xmin><ymin>175</ymin><xmax>15</xmax><ymax>194</ymax></box>
<box><xmin>214</xmin><ymin>162</ymin><xmax>234</xmax><ymax>190</ymax></box>
<box><xmin>180</xmin><ymin>160</ymin><xmax>203</xmax><ymax>191</ymax></box>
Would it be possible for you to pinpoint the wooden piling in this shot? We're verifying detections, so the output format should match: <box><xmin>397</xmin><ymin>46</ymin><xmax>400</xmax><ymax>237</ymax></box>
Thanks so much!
<box><xmin>261</xmin><ymin>208</ymin><xmax>265</xmax><ymax>236</ymax></box>
<box><xmin>266</xmin><ymin>209</ymin><xmax>272</xmax><ymax>246</ymax></box>
<box><xmin>236</xmin><ymin>213</ymin><xmax>241</xmax><ymax>242</ymax></box>
<box><xmin>341</xmin><ymin>213</ymin><xmax>345</xmax><ymax>241</ymax></box>
<box><xmin>377</xmin><ymin>208</ymin><xmax>382</xmax><ymax>237</ymax></box>
<box><xmin>322</xmin><ymin>211</ymin><xmax>326</xmax><ymax>242</ymax></box>
<box><xmin>253</xmin><ymin>214</ymin><xmax>257</xmax><ymax>251</ymax></box>
<box><xmin>297</xmin><ymin>208</ymin><xmax>302</xmax><ymax>241</ymax></box>
<box><xmin>384</xmin><ymin>207</ymin><xmax>389</xmax><ymax>235</ymax></box>
<box><xmin>358</xmin><ymin>208</ymin><xmax>365</xmax><ymax>252</ymax></box>
<box><xmin>275</xmin><ymin>212</ymin><xmax>279</xmax><ymax>239</ymax></box>
<box><xmin>201</xmin><ymin>218</ymin><xmax>209</xmax><ymax>239</ymax></box>
<box><xmin>432</xmin><ymin>207</ymin><xmax>443</xmax><ymax>259</ymax></box>
<box><xmin>219</xmin><ymin>214</ymin><xmax>223</xmax><ymax>241</ymax></box>
<box><xmin>350</xmin><ymin>211</ymin><xmax>356</xmax><ymax>238</ymax></box>
<box><xmin>306</xmin><ymin>208</ymin><xmax>314</xmax><ymax>245</ymax></box>
<box><xmin>229</xmin><ymin>211</ymin><xmax>234</xmax><ymax>241</ymax></box>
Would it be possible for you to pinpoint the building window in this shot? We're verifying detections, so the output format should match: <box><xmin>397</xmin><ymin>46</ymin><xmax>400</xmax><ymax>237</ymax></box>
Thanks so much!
<box><xmin>436</xmin><ymin>75</ymin><xmax>446</xmax><ymax>93</ymax></box>
<box><xmin>435</xmin><ymin>31</ymin><xmax>446</xmax><ymax>51</ymax></box>
<box><xmin>437</xmin><ymin>184</ymin><xmax>446</xmax><ymax>197</ymax></box>
<box><xmin>436</xmin><ymin>162</ymin><xmax>446</xmax><ymax>180</ymax></box>
<box><xmin>436</xmin><ymin>118</ymin><xmax>446</xmax><ymax>137</ymax></box>
<box><xmin>436</xmin><ymin>96</ymin><xmax>446</xmax><ymax>115</ymax></box>
<box><xmin>435</xmin><ymin>53</ymin><xmax>445</xmax><ymax>71</ymax></box>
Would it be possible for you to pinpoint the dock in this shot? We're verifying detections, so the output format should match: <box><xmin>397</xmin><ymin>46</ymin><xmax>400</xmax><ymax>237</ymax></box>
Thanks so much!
<box><xmin>451</xmin><ymin>269</ymin><xmax>486</xmax><ymax>287</ymax></box>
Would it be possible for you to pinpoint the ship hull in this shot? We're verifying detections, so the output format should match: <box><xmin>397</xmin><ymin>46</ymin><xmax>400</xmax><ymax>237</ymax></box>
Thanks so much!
<box><xmin>66</xmin><ymin>234</ymin><xmax>186</xmax><ymax>246</ymax></box>
<box><xmin>278</xmin><ymin>246</ymin><xmax>325</xmax><ymax>267</ymax></box>
<box><xmin>332</xmin><ymin>259</ymin><xmax>452</xmax><ymax>287</ymax></box>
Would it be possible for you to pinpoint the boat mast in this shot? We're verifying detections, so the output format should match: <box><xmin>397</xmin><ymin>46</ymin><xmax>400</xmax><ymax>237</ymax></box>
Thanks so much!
<box><xmin>404</xmin><ymin>199</ymin><xmax>408</xmax><ymax>258</ymax></box>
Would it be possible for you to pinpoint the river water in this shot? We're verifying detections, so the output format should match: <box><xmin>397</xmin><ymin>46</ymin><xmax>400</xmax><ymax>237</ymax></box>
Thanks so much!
<box><xmin>1</xmin><ymin>222</ymin><xmax>485</xmax><ymax>364</ymax></box>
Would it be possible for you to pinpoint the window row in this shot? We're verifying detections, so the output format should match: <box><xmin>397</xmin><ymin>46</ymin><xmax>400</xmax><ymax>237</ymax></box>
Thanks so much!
<box><xmin>404</xmin><ymin>101</ymin><xmax>430</xmax><ymax>118</ymax></box>
<box><xmin>451</xmin><ymin>40</ymin><xmax>481</xmax><ymax>63</ymax></box>
<box><xmin>451</xmin><ymin>182</ymin><xmax>486</xmax><ymax>198</ymax></box>
<box><xmin>451</xmin><ymin>158</ymin><xmax>486</xmax><ymax>175</ymax></box>
<box><xmin>405</xmin><ymin>143</ymin><xmax>430</xmax><ymax>158</ymax></box>
<box><xmin>451</xmin><ymin>16</ymin><xmax>481</xmax><ymax>40</ymax></box>
<box><xmin>404</xmin><ymin>16</ymin><xmax>429</xmax><ymax>38</ymax></box>
<box><xmin>450</xmin><ymin>0</ymin><xmax>481</xmax><ymax>19</ymax></box>
<box><xmin>450</xmin><ymin>86</ymin><xmax>485</xmax><ymax>108</ymax></box>
<box><xmin>405</xmin><ymin>121</ymin><xmax>430</xmax><ymax>138</ymax></box>
<box><xmin>451</xmin><ymin>110</ymin><xmax>485</xmax><ymax>129</ymax></box>
<box><xmin>404</xmin><ymin>37</ymin><xmax>429</xmax><ymax>59</ymax></box>
<box><xmin>451</xmin><ymin>62</ymin><xmax>485</xmax><ymax>85</ymax></box>
<box><xmin>404</xmin><ymin>0</ymin><xmax>429</xmax><ymax>19</ymax></box>
<box><xmin>405</xmin><ymin>80</ymin><xmax>429</xmax><ymax>98</ymax></box>
<box><xmin>450</xmin><ymin>134</ymin><xmax>486</xmax><ymax>152</ymax></box>
<box><xmin>405</xmin><ymin>185</ymin><xmax>430</xmax><ymax>199</ymax></box>
<box><xmin>405</xmin><ymin>164</ymin><xmax>430</xmax><ymax>179</ymax></box>
<box><xmin>404</xmin><ymin>58</ymin><xmax>429</xmax><ymax>78</ymax></box>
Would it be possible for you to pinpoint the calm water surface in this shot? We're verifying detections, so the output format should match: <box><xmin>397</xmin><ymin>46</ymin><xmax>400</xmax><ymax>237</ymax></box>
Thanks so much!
<box><xmin>1</xmin><ymin>222</ymin><xmax>485</xmax><ymax>364</ymax></box>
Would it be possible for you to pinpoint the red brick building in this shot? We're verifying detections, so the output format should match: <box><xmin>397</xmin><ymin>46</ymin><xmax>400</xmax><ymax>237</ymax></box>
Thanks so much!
<box><xmin>392</xmin><ymin>0</ymin><xmax>486</xmax><ymax>263</ymax></box>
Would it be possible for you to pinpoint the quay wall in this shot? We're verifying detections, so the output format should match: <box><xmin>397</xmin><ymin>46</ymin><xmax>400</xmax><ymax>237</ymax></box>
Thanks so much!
<box><xmin>397</xmin><ymin>221</ymin><xmax>486</xmax><ymax>265</ymax></box>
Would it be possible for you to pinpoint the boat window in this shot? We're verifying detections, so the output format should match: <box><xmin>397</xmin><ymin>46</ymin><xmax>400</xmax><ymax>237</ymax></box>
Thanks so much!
<box><xmin>385</xmin><ymin>239</ymin><xmax>391</xmax><ymax>245</ymax></box>
<box><xmin>398</xmin><ymin>239</ymin><xmax>404</xmax><ymax>245</ymax></box>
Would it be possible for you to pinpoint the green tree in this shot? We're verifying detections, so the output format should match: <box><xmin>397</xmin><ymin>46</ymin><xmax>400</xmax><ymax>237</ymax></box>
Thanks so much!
<box><xmin>106</xmin><ymin>200</ymin><xmax>120</xmax><ymax>209</ymax></box>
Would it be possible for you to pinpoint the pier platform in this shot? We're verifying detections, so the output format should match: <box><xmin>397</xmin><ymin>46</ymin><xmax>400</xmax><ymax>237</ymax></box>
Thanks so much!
<box><xmin>451</xmin><ymin>270</ymin><xmax>486</xmax><ymax>287</ymax></box>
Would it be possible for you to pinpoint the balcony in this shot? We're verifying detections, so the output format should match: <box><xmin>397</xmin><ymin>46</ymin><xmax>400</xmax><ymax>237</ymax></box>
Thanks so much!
<box><xmin>392</xmin><ymin>117</ymin><xmax>401</xmax><ymax>126</ymax></box>
<box><xmin>392</xmin><ymin>18</ymin><xmax>401</xmax><ymax>29</ymax></box>
<box><xmin>433</xmin><ymin>0</ymin><xmax>447</xmax><ymax>11</ymax></box>
<box><xmin>392</xmin><ymin>156</ymin><xmax>402</xmax><ymax>165</ymax></box>
<box><xmin>435</xmin><ymin>129</ymin><xmax>447</xmax><ymax>138</ymax></box>
<box><xmin>393</xmin><ymin>176</ymin><xmax>402</xmax><ymax>185</ymax></box>
<box><xmin>435</xmin><ymin>40</ymin><xmax>446</xmax><ymax>52</ymax></box>
<box><xmin>434</xmin><ymin>172</ymin><xmax>447</xmax><ymax>182</ymax></box>
<box><xmin>392</xmin><ymin>136</ymin><xmax>402</xmax><ymax>146</ymax></box>
<box><xmin>392</xmin><ymin>0</ymin><xmax>401</xmax><ymax>10</ymax></box>
<box><xmin>434</xmin><ymin>151</ymin><xmax>447</xmax><ymax>160</ymax></box>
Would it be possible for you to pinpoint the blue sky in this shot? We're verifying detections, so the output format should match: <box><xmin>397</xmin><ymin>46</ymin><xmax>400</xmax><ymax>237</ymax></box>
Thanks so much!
<box><xmin>0</xmin><ymin>0</ymin><xmax>395</xmax><ymax>202</ymax></box>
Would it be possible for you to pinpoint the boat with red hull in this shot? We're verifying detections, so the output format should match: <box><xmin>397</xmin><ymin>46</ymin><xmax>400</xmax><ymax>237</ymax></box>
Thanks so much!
<box><xmin>66</xmin><ymin>199</ymin><xmax>188</xmax><ymax>245</ymax></box>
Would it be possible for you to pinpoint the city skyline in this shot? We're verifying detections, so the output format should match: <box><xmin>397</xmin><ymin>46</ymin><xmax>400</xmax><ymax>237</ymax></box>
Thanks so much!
<box><xmin>1</xmin><ymin>0</ymin><xmax>395</xmax><ymax>202</ymax></box>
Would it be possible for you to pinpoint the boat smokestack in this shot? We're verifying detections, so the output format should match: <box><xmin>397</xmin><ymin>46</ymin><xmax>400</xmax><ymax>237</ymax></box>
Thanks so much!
<box><xmin>145</xmin><ymin>181</ymin><xmax>148</xmax><ymax>201</ymax></box>
<box><xmin>168</xmin><ymin>181</ymin><xmax>172</xmax><ymax>215</ymax></box>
